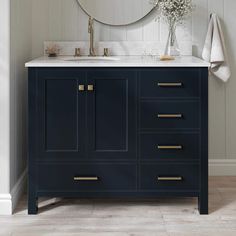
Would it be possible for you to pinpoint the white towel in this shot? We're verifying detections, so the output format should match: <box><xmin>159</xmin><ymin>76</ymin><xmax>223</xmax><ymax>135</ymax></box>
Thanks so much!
<box><xmin>202</xmin><ymin>13</ymin><xmax>231</xmax><ymax>82</ymax></box>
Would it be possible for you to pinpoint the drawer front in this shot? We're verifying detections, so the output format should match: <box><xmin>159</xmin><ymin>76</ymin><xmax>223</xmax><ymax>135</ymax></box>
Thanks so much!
<box><xmin>37</xmin><ymin>163</ymin><xmax>136</xmax><ymax>191</ymax></box>
<box><xmin>140</xmin><ymin>101</ymin><xmax>199</xmax><ymax>130</ymax></box>
<box><xmin>140</xmin><ymin>163</ymin><xmax>199</xmax><ymax>191</ymax></box>
<box><xmin>140</xmin><ymin>69</ymin><xmax>200</xmax><ymax>98</ymax></box>
<box><xmin>140</xmin><ymin>133</ymin><xmax>199</xmax><ymax>160</ymax></box>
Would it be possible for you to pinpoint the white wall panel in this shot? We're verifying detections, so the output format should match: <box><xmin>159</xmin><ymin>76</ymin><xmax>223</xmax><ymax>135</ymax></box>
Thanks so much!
<box><xmin>225</xmin><ymin>0</ymin><xmax>236</xmax><ymax>160</ymax></box>
<box><xmin>1</xmin><ymin>0</ymin><xmax>32</xmax><ymax>215</ymax></box>
<box><xmin>142</xmin><ymin>15</ymin><xmax>160</xmax><ymax>41</ymax></box>
<box><xmin>61</xmin><ymin>0</ymin><xmax>80</xmax><ymax>40</ymax></box>
<box><xmin>32</xmin><ymin>0</ymin><xmax>49</xmax><ymax>57</ymax></box>
<box><xmin>48</xmin><ymin>0</ymin><xmax>62</xmax><ymax>40</ymax></box>
<box><xmin>10</xmin><ymin>0</ymin><xmax>32</xmax><ymax>189</ymax></box>
<box><xmin>126</xmin><ymin>22</ymin><xmax>143</xmax><ymax>41</ymax></box>
<box><xmin>0</xmin><ymin>0</ymin><xmax>10</xmax><ymax>196</ymax></box>
<box><xmin>192</xmin><ymin>0</ymin><xmax>208</xmax><ymax>57</ymax></box>
<box><xmin>207</xmin><ymin>0</ymin><xmax>226</xmax><ymax>160</ymax></box>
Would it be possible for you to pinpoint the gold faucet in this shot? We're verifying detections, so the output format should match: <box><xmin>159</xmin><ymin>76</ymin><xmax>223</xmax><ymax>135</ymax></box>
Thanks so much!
<box><xmin>88</xmin><ymin>16</ymin><xmax>96</xmax><ymax>56</ymax></box>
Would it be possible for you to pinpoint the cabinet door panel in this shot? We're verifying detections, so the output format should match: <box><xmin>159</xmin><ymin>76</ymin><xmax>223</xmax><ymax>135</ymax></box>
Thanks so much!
<box><xmin>87</xmin><ymin>69</ymin><xmax>137</xmax><ymax>160</ymax></box>
<box><xmin>36</xmin><ymin>69</ymin><xmax>86</xmax><ymax>160</ymax></box>
<box><xmin>45</xmin><ymin>79</ymin><xmax>77</xmax><ymax>150</ymax></box>
<box><xmin>94</xmin><ymin>79</ymin><xmax>127</xmax><ymax>150</ymax></box>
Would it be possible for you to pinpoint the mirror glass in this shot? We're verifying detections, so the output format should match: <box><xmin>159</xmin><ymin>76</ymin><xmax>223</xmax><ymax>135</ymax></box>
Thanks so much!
<box><xmin>77</xmin><ymin>0</ymin><xmax>154</xmax><ymax>26</ymax></box>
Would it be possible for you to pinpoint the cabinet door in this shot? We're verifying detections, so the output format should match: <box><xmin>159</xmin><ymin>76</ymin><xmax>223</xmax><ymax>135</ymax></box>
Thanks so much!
<box><xmin>87</xmin><ymin>69</ymin><xmax>137</xmax><ymax>160</ymax></box>
<box><xmin>35</xmin><ymin>69</ymin><xmax>86</xmax><ymax>160</ymax></box>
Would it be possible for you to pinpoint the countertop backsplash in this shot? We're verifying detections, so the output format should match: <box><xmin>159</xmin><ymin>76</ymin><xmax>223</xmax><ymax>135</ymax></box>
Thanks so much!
<box><xmin>44</xmin><ymin>41</ymin><xmax>193</xmax><ymax>57</ymax></box>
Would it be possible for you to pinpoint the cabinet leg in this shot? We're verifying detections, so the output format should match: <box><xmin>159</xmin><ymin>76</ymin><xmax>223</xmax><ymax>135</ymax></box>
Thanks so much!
<box><xmin>198</xmin><ymin>196</ymin><xmax>208</xmax><ymax>215</ymax></box>
<box><xmin>28</xmin><ymin>194</ymin><xmax>38</xmax><ymax>215</ymax></box>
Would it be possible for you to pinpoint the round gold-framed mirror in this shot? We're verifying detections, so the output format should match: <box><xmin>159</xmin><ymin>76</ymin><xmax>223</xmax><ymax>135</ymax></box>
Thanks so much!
<box><xmin>77</xmin><ymin>0</ymin><xmax>155</xmax><ymax>26</ymax></box>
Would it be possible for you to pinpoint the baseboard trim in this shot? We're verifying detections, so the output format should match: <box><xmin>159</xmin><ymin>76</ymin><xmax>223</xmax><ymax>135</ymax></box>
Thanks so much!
<box><xmin>0</xmin><ymin>169</ymin><xmax>27</xmax><ymax>215</ymax></box>
<box><xmin>11</xmin><ymin>169</ymin><xmax>27</xmax><ymax>212</ymax></box>
<box><xmin>0</xmin><ymin>194</ymin><xmax>12</xmax><ymax>215</ymax></box>
<box><xmin>209</xmin><ymin>159</ymin><xmax>236</xmax><ymax>176</ymax></box>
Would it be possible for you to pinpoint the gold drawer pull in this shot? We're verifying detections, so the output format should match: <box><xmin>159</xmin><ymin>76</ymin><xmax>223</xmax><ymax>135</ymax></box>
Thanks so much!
<box><xmin>74</xmin><ymin>177</ymin><xmax>99</xmax><ymax>181</ymax></box>
<box><xmin>158</xmin><ymin>82</ymin><xmax>182</xmax><ymax>87</ymax></box>
<box><xmin>87</xmin><ymin>85</ymin><xmax>94</xmax><ymax>91</ymax></box>
<box><xmin>157</xmin><ymin>177</ymin><xmax>183</xmax><ymax>181</ymax></box>
<box><xmin>158</xmin><ymin>145</ymin><xmax>183</xmax><ymax>150</ymax></box>
<box><xmin>157</xmin><ymin>114</ymin><xmax>182</xmax><ymax>118</ymax></box>
<box><xmin>78</xmin><ymin>85</ymin><xmax>85</xmax><ymax>91</ymax></box>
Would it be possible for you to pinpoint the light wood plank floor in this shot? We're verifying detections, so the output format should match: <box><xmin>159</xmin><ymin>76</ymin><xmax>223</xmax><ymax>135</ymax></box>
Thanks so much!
<box><xmin>1</xmin><ymin>177</ymin><xmax>236</xmax><ymax>236</ymax></box>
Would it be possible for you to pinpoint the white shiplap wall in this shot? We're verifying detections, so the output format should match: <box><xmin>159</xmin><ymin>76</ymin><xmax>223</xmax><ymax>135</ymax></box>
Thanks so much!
<box><xmin>0</xmin><ymin>0</ymin><xmax>31</xmax><ymax>215</ymax></box>
<box><xmin>31</xmin><ymin>0</ymin><xmax>236</xmax><ymax>174</ymax></box>
<box><xmin>10</xmin><ymin>0</ymin><xmax>32</xmax><ymax>188</ymax></box>
<box><xmin>0</xmin><ymin>0</ymin><xmax>10</xmax><ymax>199</ymax></box>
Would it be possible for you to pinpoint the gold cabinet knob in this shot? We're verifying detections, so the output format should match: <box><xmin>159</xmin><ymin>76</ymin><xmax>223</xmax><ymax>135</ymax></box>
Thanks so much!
<box><xmin>87</xmin><ymin>85</ymin><xmax>94</xmax><ymax>91</ymax></box>
<box><xmin>78</xmin><ymin>85</ymin><xmax>85</xmax><ymax>91</ymax></box>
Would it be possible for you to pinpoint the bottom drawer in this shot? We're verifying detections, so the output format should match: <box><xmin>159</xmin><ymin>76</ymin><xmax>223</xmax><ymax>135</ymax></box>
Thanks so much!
<box><xmin>37</xmin><ymin>163</ymin><xmax>136</xmax><ymax>191</ymax></box>
<box><xmin>140</xmin><ymin>163</ymin><xmax>199</xmax><ymax>191</ymax></box>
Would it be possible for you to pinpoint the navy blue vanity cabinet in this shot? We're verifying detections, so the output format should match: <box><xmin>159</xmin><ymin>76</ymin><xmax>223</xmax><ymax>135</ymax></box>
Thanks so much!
<box><xmin>28</xmin><ymin>67</ymin><xmax>208</xmax><ymax>215</ymax></box>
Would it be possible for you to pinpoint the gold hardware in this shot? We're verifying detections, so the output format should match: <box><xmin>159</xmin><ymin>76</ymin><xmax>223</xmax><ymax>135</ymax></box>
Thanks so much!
<box><xmin>103</xmin><ymin>48</ymin><xmax>109</xmax><ymax>57</ymax></box>
<box><xmin>74</xmin><ymin>48</ymin><xmax>81</xmax><ymax>57</ymax></box>
<box><xmin>78</xmin><ymin>85</ymin><xmax>85</xmax><ymax>91</ymax></box>
<box><xmin>157</xmin><ymin>177</ymin><xmax>183</xmax><ymax>181</ymax></box>
<box><xmin>157</xmin><ymin>114</ymin><xmax>182</xmax><ymax>118</ymax></box>
<box><xmin>87</xmin><ymin>85</ymin><xmax>94</xmax><ymax>91</ymax></box>
<box><xmin>74</xmin><ymin>177</ymin><xmax>99</xmax><ymax>181</ymax></box>
<box><xmin>88</xmin><ymin>16</ymin><xmax>96</xmax><ymax>56</ymax></box>
<box><xmin>158</xmin><ymin>145</ymin><xmax>183</xmax><ymax>150</ymax></box>
<box><xmin>158</xmin><ymin>82</ymin><xmax>182</xmax><ymax>87</ymax></box>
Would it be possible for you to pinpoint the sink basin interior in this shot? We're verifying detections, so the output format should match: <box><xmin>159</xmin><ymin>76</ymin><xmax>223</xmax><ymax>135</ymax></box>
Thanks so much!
<box><xmin>61</xmin><ymin>56</ymin><xmax>120</xmax><ymax>62</ymax></box>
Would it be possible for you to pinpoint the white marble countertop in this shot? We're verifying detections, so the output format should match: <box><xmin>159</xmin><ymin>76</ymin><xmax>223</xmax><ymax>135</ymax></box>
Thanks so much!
<box><xmin>25</xmin><ymin>56</ymin><xmax>210</xmax><ymax>68</ymax></box>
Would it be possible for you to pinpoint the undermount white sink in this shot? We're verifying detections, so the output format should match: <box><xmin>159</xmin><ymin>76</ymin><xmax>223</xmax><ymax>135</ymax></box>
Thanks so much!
<box><xmin>61</xmin><ymin>56</ymin><xmax>120</xmax><ymax>62</ymax></box>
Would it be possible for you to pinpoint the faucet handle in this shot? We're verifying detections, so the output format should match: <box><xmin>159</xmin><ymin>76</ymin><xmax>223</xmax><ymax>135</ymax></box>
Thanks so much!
<box><xmin>103</xmin><ymin>48</ymin><xmax>109</xmax><ymax>57</ymax></box>
<box><xmin>74</xmin><ymin>48</ymin><xmax>81</xmax><ymax>57</ymax></box>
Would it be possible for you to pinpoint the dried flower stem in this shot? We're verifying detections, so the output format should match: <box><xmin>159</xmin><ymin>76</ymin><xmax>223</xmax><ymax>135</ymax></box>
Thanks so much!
<box><xmin>151</xmin><ymin>0</ymin><xmax>195</xmax><ymax>26</ymax></box>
